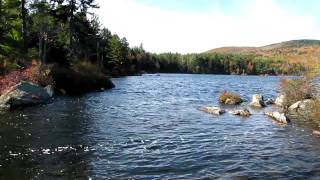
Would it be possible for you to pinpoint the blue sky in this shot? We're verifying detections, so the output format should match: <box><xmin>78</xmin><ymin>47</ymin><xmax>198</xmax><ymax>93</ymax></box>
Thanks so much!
<box><xmin>96</xmin><ymin>0</ymin><xmax>320</xmax><ymax>53</ymax></box>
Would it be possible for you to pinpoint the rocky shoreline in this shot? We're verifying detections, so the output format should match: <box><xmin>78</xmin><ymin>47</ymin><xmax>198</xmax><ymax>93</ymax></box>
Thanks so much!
<box><xmin>0</xmin><ymin>79</ymin><xmax>114</xmax><ymax>111</ymax></box>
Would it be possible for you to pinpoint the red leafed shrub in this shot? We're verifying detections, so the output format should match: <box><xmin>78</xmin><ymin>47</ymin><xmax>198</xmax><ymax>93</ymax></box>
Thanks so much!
<box><xmin>0</xmin><ymin>67</ymin><xmax>34</xmax><ymax>95</ymax></box>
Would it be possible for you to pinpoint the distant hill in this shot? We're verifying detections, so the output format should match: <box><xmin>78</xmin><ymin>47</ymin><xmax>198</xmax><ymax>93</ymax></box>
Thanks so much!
<box><xmin>206</xmin><ymin>39</ymin><xmax>320</xmax><ymax>65</ymax></box>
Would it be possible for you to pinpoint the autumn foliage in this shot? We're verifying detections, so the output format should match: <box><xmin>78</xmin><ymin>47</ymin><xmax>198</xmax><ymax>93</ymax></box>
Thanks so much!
<box><xmin>0</xmin><ymin>67</ymin><xmax>34</xmax><ymax>95</ymax></box>
<box><xmin>0</xmin><ymin>63</ymin><xmax>54</xmax><ymax>95</ymax></box>
<box><xmin>279</xmin><ymin>76</ymin><xmax>315</xmax><ymax>108</ymax></box>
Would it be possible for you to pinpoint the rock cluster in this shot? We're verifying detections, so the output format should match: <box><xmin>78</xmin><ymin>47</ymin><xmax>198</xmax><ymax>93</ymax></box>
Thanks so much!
<box><xmin>199</xmin><ymin>93</ymin><xmax>299</xmax><ymax>125</ymax></box>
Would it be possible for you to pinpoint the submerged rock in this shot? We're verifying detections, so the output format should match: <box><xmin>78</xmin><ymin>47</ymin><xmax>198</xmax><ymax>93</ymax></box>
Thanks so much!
<box><xmin>250</xmin><ymin>94</ymin><xmax>266</xmax><ymax>108</ymax></box>
<box><xmin>229</xmin><ymin>108</ymin><xmax>251</xmax><ymax>117</ymax></box>
<box><xmin>265</xmin><ymin>111</ymin><xmax>290</xmax><ymax>124</ymax></box>
<box><xmin>201</xmin><ymin>106</ymin><xmax>226</xmax><ymax>115</ymax></box>
<box><xmin>0</xmin><ymin>81</ymin><xmax>51</xmax><ymax>109</ymax></box>
<box><xmin>275</xmin><ymin>94</ymin><xmax>285</xmax><ymax>107</ymax></box>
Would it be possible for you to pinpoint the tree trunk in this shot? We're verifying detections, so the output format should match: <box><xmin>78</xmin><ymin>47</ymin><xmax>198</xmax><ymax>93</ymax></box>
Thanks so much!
<box><xmin>21</xmin><ymin>0</ymin><xmax>27</xmax><ymax>54</ymax></box>
<box><xmin>0</xmin><ymin>0</ymin><xmax>2</xmax><ymax>38</ymax></box>
<box><xmin>96</xmin><ymin>40</ymin><xmax>100</xmax><ymax>66</ymax></box>
<box><xmin>69</xmin><ymin>18</ymin><xmax>73</xmax><ymax>60</ymax></box>
<box><xmin>39</xmin><ymin>32</ymin><xmax>43</xmax><ymax>63</ymax></box>
<box><xmin>0</xmin><ymin>0</ymin><xmax>2</xmax><ymax>19</ymax></box>
<box><xmin>100</xmin><ymin>54</ymin><xmax>104</xmax><ymax>67</ymax></box>
<box><xmin>68</xmin><ymin>0</ymin><xmax>75</xmax><ymax>63</ymax></box>
<box><xmin>43</xmin><ymin>38</ymin><xmax>47</xmax><ymax>64</ymax></box>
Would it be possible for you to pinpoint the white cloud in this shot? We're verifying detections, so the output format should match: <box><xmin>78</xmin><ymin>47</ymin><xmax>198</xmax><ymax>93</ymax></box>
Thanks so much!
<box><xmin>95</xmin><ymin>0</ymin><xmax>320</xmax><ymax>54</ymax></box>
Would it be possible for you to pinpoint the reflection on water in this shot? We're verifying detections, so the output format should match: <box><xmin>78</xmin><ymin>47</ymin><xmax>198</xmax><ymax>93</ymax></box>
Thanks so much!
<box><xmin>0</xmin><ymin>74</ymin><xmax>320</xmax><ymax>179</ymax></box>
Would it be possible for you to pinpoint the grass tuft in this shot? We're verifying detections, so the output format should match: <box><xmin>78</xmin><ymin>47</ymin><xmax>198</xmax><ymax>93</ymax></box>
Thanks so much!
<box><xmin>218</xmin><ymin>91</ymin><xmax>243</xmax><ymax>105</ymax></box>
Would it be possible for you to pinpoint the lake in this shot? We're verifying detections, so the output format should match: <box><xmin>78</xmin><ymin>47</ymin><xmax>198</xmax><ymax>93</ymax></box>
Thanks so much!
<box><xmin>0</xmin><ymin>74</ymin><xmax>320</xmax><ymax>179</ymax></box>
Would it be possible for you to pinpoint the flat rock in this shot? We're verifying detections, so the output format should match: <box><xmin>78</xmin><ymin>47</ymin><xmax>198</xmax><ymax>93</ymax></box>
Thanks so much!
<box><xmin>229</xmin><ymin>108</ymin><xmax>251</xmax><ymax>117</ymax></box>
<box><xmin>265</xmin><ymin>111</ymin><xmax>290</xmax><ymax>124</ymax></box>
<box><xmin>201</xmin><ymin>106</ymin><xmax>226</xmax><ymax>115</ymax></box>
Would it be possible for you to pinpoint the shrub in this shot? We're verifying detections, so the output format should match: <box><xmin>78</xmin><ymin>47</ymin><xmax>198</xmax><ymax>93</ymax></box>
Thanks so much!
<box><xmin>219</xmin><ymin>91</ymin><xmax>243</xmax><ymax>105</ymax></box>
<box><xmin>73</xmin><ymin>61</ymin><xmax>103</xmax><ymax>77</ymax></box>
<box><xmin>52</xmin><ymin>62</ymin><xmax>115</xmax><ymax>95</ymax></box>
<box><xmin>279</xmin><ymin>76</ymin><xmax>316</xmax><ymax>108</ymax></box>
<box><xmin>310</xmin><ymin>98</ymin><xmax>320</xmax><ymax>121</ymax></box>
<box><xmin>31</xmin><ymin>64</ymin><xmax>54</xmax><ymax>87</ymax></box>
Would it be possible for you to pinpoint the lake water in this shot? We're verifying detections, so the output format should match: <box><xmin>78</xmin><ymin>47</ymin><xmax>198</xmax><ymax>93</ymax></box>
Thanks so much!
<box><xmin>0</xmin><ymin>74</ymin><xmax>320</xmax><ymax>179</ymax></box>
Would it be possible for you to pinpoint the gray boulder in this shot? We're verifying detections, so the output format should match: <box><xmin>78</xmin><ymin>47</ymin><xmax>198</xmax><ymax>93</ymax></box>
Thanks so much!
<box><xmin>265</xmin><ymin>111</ymin><xmax>290</xmax><ymax>124</ymax></box>
<box><xmin>44</xmin><ymin>85</ymin><xmax>54</xmax><ymax>97</ymax></box>
<box><xmin>250</xmin><ymin>94</ymin><xmax>266</xmax><ymax>108</ymax></box>
<box><xmin>289</xmin><ymin>99</ymin><xmax>314</xmax><ymax>112</ymax></box>
<box><xmin>275</xmin><ymin>94</ymin><xmax>285</xmax><ymax>107</ymax></box>
<box><xmin>201</xmin><ymin>106</ymin><xmax>226</xmax><ymax>115</ymax></box>
<box><xmin>0</xmin><ymin>81</ymin><xmax>51</xmax><ymax>109</ymax></box>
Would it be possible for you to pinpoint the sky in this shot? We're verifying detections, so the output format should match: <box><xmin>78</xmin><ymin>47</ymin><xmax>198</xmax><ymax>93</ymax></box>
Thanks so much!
<box><xmin>94</xmin><ymin>0</ymin><xmax>320</xmax><ymax>54</ymax></box>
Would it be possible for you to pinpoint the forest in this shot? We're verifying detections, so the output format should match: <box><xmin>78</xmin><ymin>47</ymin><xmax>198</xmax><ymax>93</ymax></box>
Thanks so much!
<box><xmin>154</xmin><ymin>53</ymin><xmax>307</xmax><ymax>75</ymax></box>
<box><xmin>0</xmin><ymin>0</ymin><xmax>153</xmax><ymax>76</ymax></box>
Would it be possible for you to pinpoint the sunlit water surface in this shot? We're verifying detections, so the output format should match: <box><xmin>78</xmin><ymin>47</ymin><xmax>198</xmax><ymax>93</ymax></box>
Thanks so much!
<box><xmin>0</xmin><ymin>74</ymin><xmax>320</xmax><ymax>179</ymax></box>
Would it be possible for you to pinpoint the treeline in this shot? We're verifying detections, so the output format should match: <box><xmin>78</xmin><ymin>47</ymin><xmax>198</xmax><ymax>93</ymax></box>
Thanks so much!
<box><xmin>0</xmin><ymin>0</ymin><xmax>308</xmax><ymax>77</ymax></box>
<box><xmin>154</xmin><ymin>53</ymin><xmax>307</xmax><ymax>75</ymax></box>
